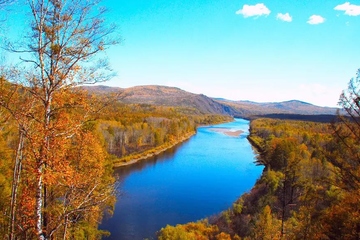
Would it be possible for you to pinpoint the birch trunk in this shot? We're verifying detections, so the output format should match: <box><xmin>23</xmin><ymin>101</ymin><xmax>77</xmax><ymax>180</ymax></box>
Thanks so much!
<box><xmin>35</xmin><ymin>165</ymin><xmax>44</xmax><ymax>240</ymax></box>
<box><xmin>9</xmin><ymin>131</ymin><xmax>24</xmax><ymax>240</ymax></box>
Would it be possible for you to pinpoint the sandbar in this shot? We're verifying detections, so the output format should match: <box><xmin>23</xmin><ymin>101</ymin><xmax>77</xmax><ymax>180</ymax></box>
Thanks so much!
<box><xmin>211</xmin><ymin>128</ymin><xmax>244</xmax><ymax>137</ymax></box>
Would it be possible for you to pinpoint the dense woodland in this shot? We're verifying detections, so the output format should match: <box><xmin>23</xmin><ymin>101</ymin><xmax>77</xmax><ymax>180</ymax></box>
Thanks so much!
<box><xmin>1</xmin><ymin>0</ymin><xmax>360</xmax><ymax>240</ymax></box>
<box><xmin>0</xmin><ymin>0</ymin><xmax>230</xmax><ymax>238</ymax></box>
<box><xmin>0</xmin><ymin>2</ymin><xmax>230</xmax><ymax>238</ymax></box>
<box><xmin>158</xmin><ymin>74</ymin><xmax>360</xmax><ymax>239</ymax></box>
<box><xmin>95</xmin><ymin>101</ymin><xmax>232</xmax><ymax>166</ymax></box>
<box><xmin>0</xmin><ymin>0</ymin><xmax>120</xmax><ymax>238</ymax></box>
<box><xmin>0</xmin><ymin>84</ymin><xmax>231</xmax><ymax>239</ymax></box>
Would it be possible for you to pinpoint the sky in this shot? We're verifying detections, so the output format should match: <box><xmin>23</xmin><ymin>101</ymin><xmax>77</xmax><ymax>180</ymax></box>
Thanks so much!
<box><xmin>3</xmin><ymin>0</ymin><xmax>360</xmax><ymax>107</ymax></box>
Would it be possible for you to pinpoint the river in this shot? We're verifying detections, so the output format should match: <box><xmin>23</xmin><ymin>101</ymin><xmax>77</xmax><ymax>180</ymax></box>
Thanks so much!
<box><xmin>100</xmin><ymin>118</ymin><xmax>263</xmax><ymax>239</ymax></box>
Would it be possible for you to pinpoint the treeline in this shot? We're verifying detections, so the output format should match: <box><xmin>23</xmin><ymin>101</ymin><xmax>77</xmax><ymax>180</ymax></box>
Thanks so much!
<box><xmin>95</xmin><ymin>102</ymin><xmax>232</xmax><ymax>165</ymax></box>
<box><xmin>158</xmin><ymin>71</ymin><xmax>360</xmax><ymax>239</ymax></box>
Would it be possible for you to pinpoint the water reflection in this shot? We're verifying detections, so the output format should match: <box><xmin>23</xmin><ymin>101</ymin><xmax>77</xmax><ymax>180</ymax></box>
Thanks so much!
<box><xmin>114</xmin><ymin>140</ymin><xmax>189</xmax><ymax>181</ymax></box>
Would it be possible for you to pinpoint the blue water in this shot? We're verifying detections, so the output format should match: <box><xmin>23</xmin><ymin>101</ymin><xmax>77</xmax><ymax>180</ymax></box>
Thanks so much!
<box><xmin>100</xmin><ymin>118</ymin><xmax>263</xmax><ymax>240</ymax></box>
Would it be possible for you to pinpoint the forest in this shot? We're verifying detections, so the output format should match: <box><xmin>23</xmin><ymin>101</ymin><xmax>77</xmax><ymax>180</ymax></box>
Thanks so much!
<box><xmin>0</xmin><ymin>82</ymin><xmax>231</xmax><ymax>239</ymax></box>
<box><xmin>94</xmin><ymin>101</ymin><xmax>232</xmax><ymax>166</ymax></box>
<box><xmin>1</xmin><ymin>0</ymin><xmax>360</xmax><ymax>240</ymax></box>
<box><xmin>0</xmin><ymin>1</ymin><xmax>231</xmax><ymax>238</ymax></box>
<box><xmin>158</xmin><ymin>75</ymin><xmax>360</xmax><ymax>239</ymax></box>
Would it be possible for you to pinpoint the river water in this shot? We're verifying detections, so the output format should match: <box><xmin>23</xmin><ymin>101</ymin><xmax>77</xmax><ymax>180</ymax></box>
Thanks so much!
<box><xmin>100</xmin><ymin>118</ymin><xmax>263</xmax><ymax>239</ymax></box>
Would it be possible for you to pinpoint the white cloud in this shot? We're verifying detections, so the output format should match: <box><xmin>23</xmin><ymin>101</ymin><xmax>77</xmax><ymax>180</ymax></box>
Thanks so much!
<box><xmin>334</xmin><ymin>2</ymin><xmax>360</xmax><ymax>16</ymax></box>
<box><xmin>236</xmin><ymin>3</ymin><xmax>271</xmax><ymax>18</ymax></box>
<box><xmin>276</xmin><ymin>13</ymin><xmax>292</xmax><ymax>22</ymax></box>
<box><xmin>307</xmin><ymin>15</ymin><xmax>325</xmax><ymax>24</ymax></box>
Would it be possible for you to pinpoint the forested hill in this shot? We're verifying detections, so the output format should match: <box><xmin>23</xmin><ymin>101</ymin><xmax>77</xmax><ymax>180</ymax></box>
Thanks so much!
<box><xmin>84</xmin><ymin>85</ymin><xmax>235</xmax><ymax>115</ymax></box>
<box><xmin>84</xmin><ymin>85</ymin><xmax>339</xmax><ymax>118</ymax></box>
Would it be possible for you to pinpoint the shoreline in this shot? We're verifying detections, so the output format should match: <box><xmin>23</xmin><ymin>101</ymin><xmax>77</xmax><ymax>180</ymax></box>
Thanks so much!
<box><xmin>113</xmin><ymin>131</ymin><xmax>196</xmax><ymax>168</ymax></box>
<box><xmin>113</xmin><ymin>119</ymin><xmax>236</xmax><ymax>168</ymax></box>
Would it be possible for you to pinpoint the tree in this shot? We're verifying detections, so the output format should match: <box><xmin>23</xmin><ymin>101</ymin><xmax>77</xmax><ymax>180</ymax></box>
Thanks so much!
<box><xmin>330</xmin><ymin>69</ymin><xmax>360</xmax><ymax>191</ymax></box>
<box><xmin>0</xmin><ymin>0</ymin><xmax>117</xmax><ymax>239</ymax></box>
<box><xmin>158</xmin><ymin>221</ymin><xmax>226</xmax><ymax>240</ymax></box>
<box><xmin>323</xmin><ymin>69</ymin><xmax>360</xmax><ymax>239</ymax></box>
<box><xmin>0</xmin><ymin>130</ymin><xmax>12</xmax><ymax>237</ymax></box>
<box><xmin>0</xmin><ymin>73</ymin><xmax>35</xmax><ymax>239</ymax></box>
<box><xmin>252</xmin><ymin>205</ymin><xmax>281</xmax><ymax>240</ymax></box>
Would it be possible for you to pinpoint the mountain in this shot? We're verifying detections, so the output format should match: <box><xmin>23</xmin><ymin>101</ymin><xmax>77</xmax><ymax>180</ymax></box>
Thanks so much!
<box><xmin>121</xmin><ymin>85</ymin><xmax>238</xmax><ymax>115</ymax></box>
<box><xmin>83</xmin><ymin>85</ymin><xmax>236</xmax><ymax>115</ymax></box>
<box><xmin>83</xmin><ymin>85</ymin><xmax>339</xmax><ymax>119</ymax></box>
<box><xmin>81</xmin><ymin>85</ymin><xmax>122</xmax><ymax>94</ymax></box>
<box><xmin>217</xmin><ymin>99</ymin><xmax>338</xmax><ymax>117</ymax></box>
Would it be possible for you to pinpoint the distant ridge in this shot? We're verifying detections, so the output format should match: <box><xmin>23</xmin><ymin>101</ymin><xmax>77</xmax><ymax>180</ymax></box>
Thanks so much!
<box><xmin>83</xmin><ymin>85</ymin><xmax>339</xmax><ymax>119</ymax></box>
<box><xmin>216</xmin><ymin>99</ymin><xmax>338</xmax><ymax>117</ymax></box>
<box><xmin>82</xmin><ymin>85</ymin><xmax>123</xmax><ymax>93</ymax></box>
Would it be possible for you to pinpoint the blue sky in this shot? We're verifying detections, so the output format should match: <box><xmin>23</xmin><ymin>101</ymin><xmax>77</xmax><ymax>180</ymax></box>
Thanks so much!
<box><xmin>3</xmin><ymin>1</ymin><xmax>360</xmax><ymax>107</ymax></box>
<box><xmin>100</xmin><ymin>0</ymin><xmax>360</xmax><ymax>107</ymax></box>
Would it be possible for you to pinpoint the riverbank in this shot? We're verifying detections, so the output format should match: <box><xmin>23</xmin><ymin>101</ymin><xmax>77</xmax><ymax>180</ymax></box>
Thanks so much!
<box><xmin>113</xmin><ymin>131</ymin><xmax>196</xmax><ymax>168</ymax></box>
<box><xmin>112</xmin><ymin>119</ymin><xmax>236</xmax><ymax>168</ymax></box>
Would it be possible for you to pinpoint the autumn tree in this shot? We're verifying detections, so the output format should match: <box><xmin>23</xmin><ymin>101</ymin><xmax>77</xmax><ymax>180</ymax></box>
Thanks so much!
<box><xmin>324</xmin><ymin>69</ymin><xmax>360</xmax><ymax>239</ymax></box>
<box><xmin>0</xmin><ymin>71</ymin><xmax>36</xmax><ymax>239</ymax></box>
<box><xmin>252</xmin><ymin>205</ymin><xmax>281</xmax><ymax>240</ymax></box>
<box><xmin>0</xmin><ymin>126</ymin><xmax>13</xmax><ymax>237</ymax></box>
<box><xmin>329</xmin><ymin>69</ymin><xmax>360</xmax><ymax>191</ymax></box>
<box><xmin>158</xmin><ymin>221</ymin><xmax>232</xmax><ymax>240</ymax></box>
<box><xmin>0</xmin><ymin>0</ymin><xmax>117</xmax><ymax>239</ymax></box>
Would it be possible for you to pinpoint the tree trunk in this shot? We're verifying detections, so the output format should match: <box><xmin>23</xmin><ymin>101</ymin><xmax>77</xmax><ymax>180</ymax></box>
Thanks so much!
<box><xmin>63</xmin><ymin>215</ymin><xmax>68</xmax><ymax>240</ymax></box>
<box><xmin>35</xmin><ymin>164</ymin><xmax>44</xmax><ymax>240</ymax></box>
<box><xmin>9</xmin><ymin>130</ymin><xmax>24</xmax><ymax>240</ymax></box>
